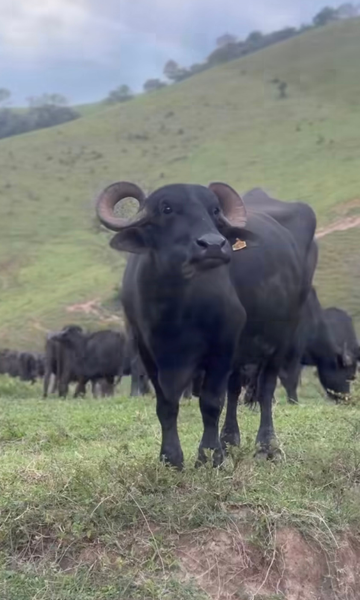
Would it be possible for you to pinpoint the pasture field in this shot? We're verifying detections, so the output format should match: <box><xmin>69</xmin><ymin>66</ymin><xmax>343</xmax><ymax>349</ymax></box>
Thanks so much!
<box><xmin>1</xmin><ymin>376</ymin><xmax>360</xmax><ymax>599</ymax></box>
<box><xmin>2</xmin><ymin>16</ymin><xmax>360</xmax><ymax>600</ymax></box>
<box><xmin>0</xmin><ymin>18</ymin><xmax>360</xmax><ymax>348</ymax></box>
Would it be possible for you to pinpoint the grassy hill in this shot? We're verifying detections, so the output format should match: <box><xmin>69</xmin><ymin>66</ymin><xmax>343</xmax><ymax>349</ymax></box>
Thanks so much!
<box><xmin>1</xmin><ymin>18</ymin><xmax>360</xmax><ymax>349</ymax></box>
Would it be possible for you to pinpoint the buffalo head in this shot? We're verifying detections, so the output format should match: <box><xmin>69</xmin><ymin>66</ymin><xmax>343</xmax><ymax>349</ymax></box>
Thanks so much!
<box><xmin>318</xmin><ymin>341</ymin><xmax>358</xmax><ymax>401</ymax></box>
<box><xmin>96</xmin><ymin>181</ymin><xmax>250</xmax><ymax>275</ymax></box>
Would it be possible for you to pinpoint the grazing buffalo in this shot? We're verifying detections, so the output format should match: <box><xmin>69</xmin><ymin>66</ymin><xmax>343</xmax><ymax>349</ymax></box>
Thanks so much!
<box><xmin>245</xmin><ymin>292</ymin><xmax>359</xmax><ymax>404</ymax></box>
<box><xmin>97</xmin><ymin>181</ymin><xmax>316</xmax><ymax>468</ymax></box>
<box><xmin>319</xmin><ymin>307</ymin><xmax>359</xmax><ymax>398</ymax></box>
<box><xmin>52</xmin><ymin>327</ymin><xmax>127</xmax><ymax>397</ymax></box>
<box><xmin>0</xmin><ymin>349</ymin><xmax>44</xmax><ymax>383</ymax></box>
<box><xmin>275</xmin><ymin>290</ymin><xmax>358</xmax><ymax>403</ymax></box>
<box><xmin>286</xmin><ymin>300</ymin><xmax>359</xmax><ymax>401</ymax></box>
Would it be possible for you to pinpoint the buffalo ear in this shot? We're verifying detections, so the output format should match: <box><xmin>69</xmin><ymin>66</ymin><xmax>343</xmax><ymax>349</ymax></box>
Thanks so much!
<box><xmin>110</xmin><ymin>228</ymin><xmax>148</xmax><ymax>254</ymax></box>
<box><xmin>209</xmin><ymin>182</ymin><xmax>247</xmax><ymax>228</ymax></box>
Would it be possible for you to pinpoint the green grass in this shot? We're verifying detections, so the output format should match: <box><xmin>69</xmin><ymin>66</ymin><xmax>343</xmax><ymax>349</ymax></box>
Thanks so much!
<box><xmin>1</xmin><ymin>19</ymin><xmax>360</xmax><ymax>348</ymax></box>
<box><xmin>1</xmin><ymin>375</ymin><xmax>360</xmax><ymax>599</ymax></box>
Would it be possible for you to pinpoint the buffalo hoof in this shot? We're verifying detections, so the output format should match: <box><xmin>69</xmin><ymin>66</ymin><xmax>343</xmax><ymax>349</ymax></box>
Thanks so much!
<box><xmin>254</xmin><ymin>443</ymin><xmax>283</xmax><ymax>462</ymax></box>
<box><xmin>160</xmin><ymin>449</ymin><xmax>184</xmax><ymax>471</ymax></box>
<box><xmin>195</xmin><ymin>446</ymin><xmax>224</xmax><ymax>468</ymax></box>
<box><xmin>287</xmin><ymin>398</ymin><xmax>299</xmax><ymax>406</ymax></box>
<box><xmin>220</xmin><ymin>430</ymin><xmax>240</xmax><ymax>452</ymax></box>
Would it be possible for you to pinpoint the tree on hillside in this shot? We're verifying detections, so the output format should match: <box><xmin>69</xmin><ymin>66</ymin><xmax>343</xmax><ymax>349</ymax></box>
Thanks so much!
<box><xmin>105</xmin><ymin>84</ymin><xmax>134</xmax><ymax>103</ymax></box>
<box><xmin>189</xmin><ymin>63</ymin><xmax>207</xmax><ymax>75</ymax></box>
<box><xmin>143</xmin><ymin>79</ymin><xmax>167</xmax><ymax>93</ymax></box>
<box><xmin>337</xmin><ymin>3</ymin><xmax>360</xmax><ymax>18</ymax></box>
<box><xmin>27</xmin><ymin>105</ymin><xmax>79</xmax><ymax>130</ymax></box>
<box><xmin>206</xmin><ymin>42</ymin><xmax>243</xmax><ymax>66</ymax></box>
<box><xmin>245</xmin><ymin>30</ymin><xmax>264</xmax><ymax>48</ymax></box>
<box><xmin>313</xmin><ymin>6</ymin><xmax>339</xmax><ymax>27</ymax></box>
<box><xmin>163</xmin><ymin>60</ymin><xmax>189</xmax><ymax>83</ymax></box>
<box><xmin>216</xmin><ymin>33</ymin><xmax>237</xmax><ymax>47</ymax></box>
<box><xmin>0</xmin><ymin>88</ymin><xmax>11</xmax><ymax>106</ymax></box>
<box><xmin>27</xmin><ymin>93</ymin><xmax>69</xmax><ymax>107</ymax></box>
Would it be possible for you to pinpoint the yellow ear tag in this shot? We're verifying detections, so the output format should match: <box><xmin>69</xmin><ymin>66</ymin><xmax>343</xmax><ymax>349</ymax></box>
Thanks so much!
<box><xmin>232</xmin><ymin>238</ymin><xmax>247</xmax><ymax>251</ymax></box>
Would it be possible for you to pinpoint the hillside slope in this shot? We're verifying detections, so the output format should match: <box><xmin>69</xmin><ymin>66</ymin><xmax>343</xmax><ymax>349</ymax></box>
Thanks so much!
<box><xmin>1</xmin><ymin>18</ymin><xmax>360</xmax><ymax>349</ymax></box>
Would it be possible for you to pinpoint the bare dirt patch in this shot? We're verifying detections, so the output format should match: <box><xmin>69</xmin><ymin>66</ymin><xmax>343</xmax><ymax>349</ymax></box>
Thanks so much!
<box><xmin>66</xmin><ymin>298</ymin><xmax>121</xmax><ymax>323</ymax></box>
<box><xmin>316</xmin><ymin>215</ymin><xmax>360</xmax><ymax>239</ymax></box>
<box><xmin>8</xmin><ymin>521</ymin><xmax>360</xmax><ymax>599</ymax></box>
<box><xmin>175</xmin><ymin>525</ymin><xmax>360</xmax><ymax>600</ymax></box>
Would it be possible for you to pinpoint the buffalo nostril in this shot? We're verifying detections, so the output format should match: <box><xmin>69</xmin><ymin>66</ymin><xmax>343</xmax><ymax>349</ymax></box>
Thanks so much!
<box><xmin>196</xmin><ymin>238</ymin><xmax>209</xmax><ymax>249</ymax></box>
<box><xmin>196</xmin><ymin>234</ymin><xmax>226</xmax><ymax>249</ymax></box>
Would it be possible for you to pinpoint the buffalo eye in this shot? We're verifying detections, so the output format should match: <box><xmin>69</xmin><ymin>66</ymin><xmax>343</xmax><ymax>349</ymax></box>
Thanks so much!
<box><xmin>213</xmin><ymin>206</ymin><xmax>220</xmax><ymax>216</ymax></box>
<box><xmin>161</xmin><ymin>204</ymin><xmax>173</xmax><ymax>215</ymax></box>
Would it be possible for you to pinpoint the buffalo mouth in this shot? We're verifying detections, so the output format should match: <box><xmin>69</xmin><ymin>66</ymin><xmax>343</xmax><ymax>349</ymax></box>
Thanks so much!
<box><xmin>190</xmin><ymin>249</ymin><xmax>231</xmax><ymax>270</ymax></box>
<box><xmin>326</xmin><ymin>388</ymin><xmax>349</xmax><ymax>402</ymax></box>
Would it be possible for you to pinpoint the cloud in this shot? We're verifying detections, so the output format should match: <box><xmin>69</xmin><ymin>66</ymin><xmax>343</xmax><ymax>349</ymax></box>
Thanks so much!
<box><xmin>0</xmin><ymin>0</ymin><xmax>315</xmax><ymax>63</ymax></box>
<box><xmin>0</xmin><ymin>0</ymin><xmax>124</xmax><ymax>62</ymax></box>
<box><xmin>0</xmin><ymin>0</ymin><xmax>341</xmax><ymax>103</ymax></box>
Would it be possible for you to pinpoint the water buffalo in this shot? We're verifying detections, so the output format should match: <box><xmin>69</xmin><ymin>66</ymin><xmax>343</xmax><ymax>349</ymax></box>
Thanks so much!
<box><xmin>0</xmin><ymin>349</ymin><xmax>43</xmax><ymax>383</ymax></box>
<box><xmin>319</xmin><ymin>306</ymin><xmax>359</xmax><ymax>398</ymax></box>
<box><xmin>97</xmin><ymin>181</ymin><xmax>316</xmax><ymax>468</ymax></box>
<box><xmin>43</xmin><ymin>327</ymin><xmax>82</xmax><ymax>397</ymax></box>
<box><xmin>52</xmin><ymin>327</ymin><xmax>127</xmax><ymax>397</ymax></box>
<box><xmin>245</xmin><ymin>291</ymin><xmax>359</xmax><ymax>404</ymax></box>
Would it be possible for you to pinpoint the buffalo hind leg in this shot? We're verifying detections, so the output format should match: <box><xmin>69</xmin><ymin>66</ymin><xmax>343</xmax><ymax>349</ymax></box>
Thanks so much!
<box><xmin>279</xmin><ymin>362</ymin><xmax>301</xmax><ymax>405</ymax></box>
<box><xmin>255</xmin><ymin>364</ymin><xmax>280</xmax><ymax>460</ymax></box>
<box><xmin>221</xmin><ymin>369</ymin><xmax>242</xmax><ymax>451</ymax></box>
<box><xmin>74</xmin><ymin>379</ymin><xmax>87</xmax><ymax>398</ymax></box>
<box><xmin>43</xmin><ymin>367</ymin><xmax>52</xmax><ymax>398</ymax></box>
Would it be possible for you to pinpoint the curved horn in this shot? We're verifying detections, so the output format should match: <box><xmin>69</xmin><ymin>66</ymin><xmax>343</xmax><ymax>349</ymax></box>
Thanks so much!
<box><xmin>209</xmin><ymin>182</ymin><xmax>247</xmax><ymax>228</ymax></box>
<box><xmin>342</xmin><ymin>341</ymin><xmax>352</xmax><ymax>367</ymax></box>
<box><xmin>96</xmin><ymin>181</ymin><xmax>146</xmax><ymax>232</ymax></box>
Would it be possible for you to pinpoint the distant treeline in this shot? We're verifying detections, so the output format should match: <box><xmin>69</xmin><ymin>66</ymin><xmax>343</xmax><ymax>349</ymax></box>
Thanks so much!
<box><xmin>106</xmin><ymin>3</ymin><xmax>360</xmax><ymax>102</ymax></box>
<box><xmin>0</xmin><ymin>3</ymin><xmax>359</xmax><ymax>141</ymax></box>
<box><xmin>0</xmin><ymin>93</ymin><xmax>79</xmax><ymax>141</ymax></box>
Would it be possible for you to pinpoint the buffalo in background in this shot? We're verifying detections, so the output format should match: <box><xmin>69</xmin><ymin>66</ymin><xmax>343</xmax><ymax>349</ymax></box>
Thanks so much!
<box><xmin>0</xmin><ymin>349</ymin><xmax>44</xmax><ymax>383</ymax></box>
<box><xmin>50</xmin><ymin>326</ymin><xmax>127</xmax><ymax>398</ymax></box>
<box><xmin>244</xmin><ymin>289</ymin><xmax>360</xmax><ymax>404</ymax></box>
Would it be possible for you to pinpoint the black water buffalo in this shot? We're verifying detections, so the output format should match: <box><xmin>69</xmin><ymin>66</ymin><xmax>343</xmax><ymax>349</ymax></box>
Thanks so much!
<box><xmin>96</xmin><ymin>181</ymin><xmax>316</xmax><ymax>468</ymax></box>
<box><xmin>52</xmin><ymin>327</ymin><xmax>127</xmax><ymax>397</ymax></box>
<box><xmin>43</xmin><ymin>327</ymin><xmax>82</xmax><ymax>397</ymax></box>
<box><xmin>280</xmin><ymin>299</ymin><xmax>359</xmax><ymax>402</ymax></box>
<box><xmin>320</xmin><ymin>307</ymin><xmax>359</xmax><ymax>397</ymax></box>
<box><xmin>0</xmin><ymin>349</ymin><xmax>20</xmax><ymax>378</ymax></box>
<box><xmin>244</xmin><ymin>289</ymin><xmax>359</xmax><ymax>404</ymax></box>
<box><xmin>0</xmin><ymin>349</ymin><xmax>43</xmax><ymax>383</ymax></box>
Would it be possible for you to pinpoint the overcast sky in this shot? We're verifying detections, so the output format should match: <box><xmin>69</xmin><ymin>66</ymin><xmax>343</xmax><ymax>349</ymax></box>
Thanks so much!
<box><xmin>0</xmin><ymin>0</ymin><xmax>341</xmax><ymax>105</ymax></box>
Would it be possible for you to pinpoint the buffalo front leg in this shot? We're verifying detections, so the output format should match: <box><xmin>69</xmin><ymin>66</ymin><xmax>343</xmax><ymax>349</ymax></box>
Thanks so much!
<box><xmin>255</xmin><ymin>365</ymin><xmax>280</xmax><ymax>459</ymax></box>
<box><xmin>221</xmin><ymin>368</ymin><xmax>242</xmax><ymax>450</ymax></box>
<box><xmin>156</xmin><ymin>391</ymin><xmax>183</xmax><ymax>469</ymax></box>
<box><xmin>139</xmin><ymin>343</ymin><xmax>185</xmax><ymax>469</ymax></box>
<box><xmin>197</xmin><ymin>364</ymin><xmax>230</xmax><ymax>467</ymax></box>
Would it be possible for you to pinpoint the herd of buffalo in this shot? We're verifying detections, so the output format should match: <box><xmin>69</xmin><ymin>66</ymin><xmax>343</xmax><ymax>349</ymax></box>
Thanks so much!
<box><xmin>1</xmin><ymin>181</ymin><xmax>359</xmax><ymax>469</ymax></box>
